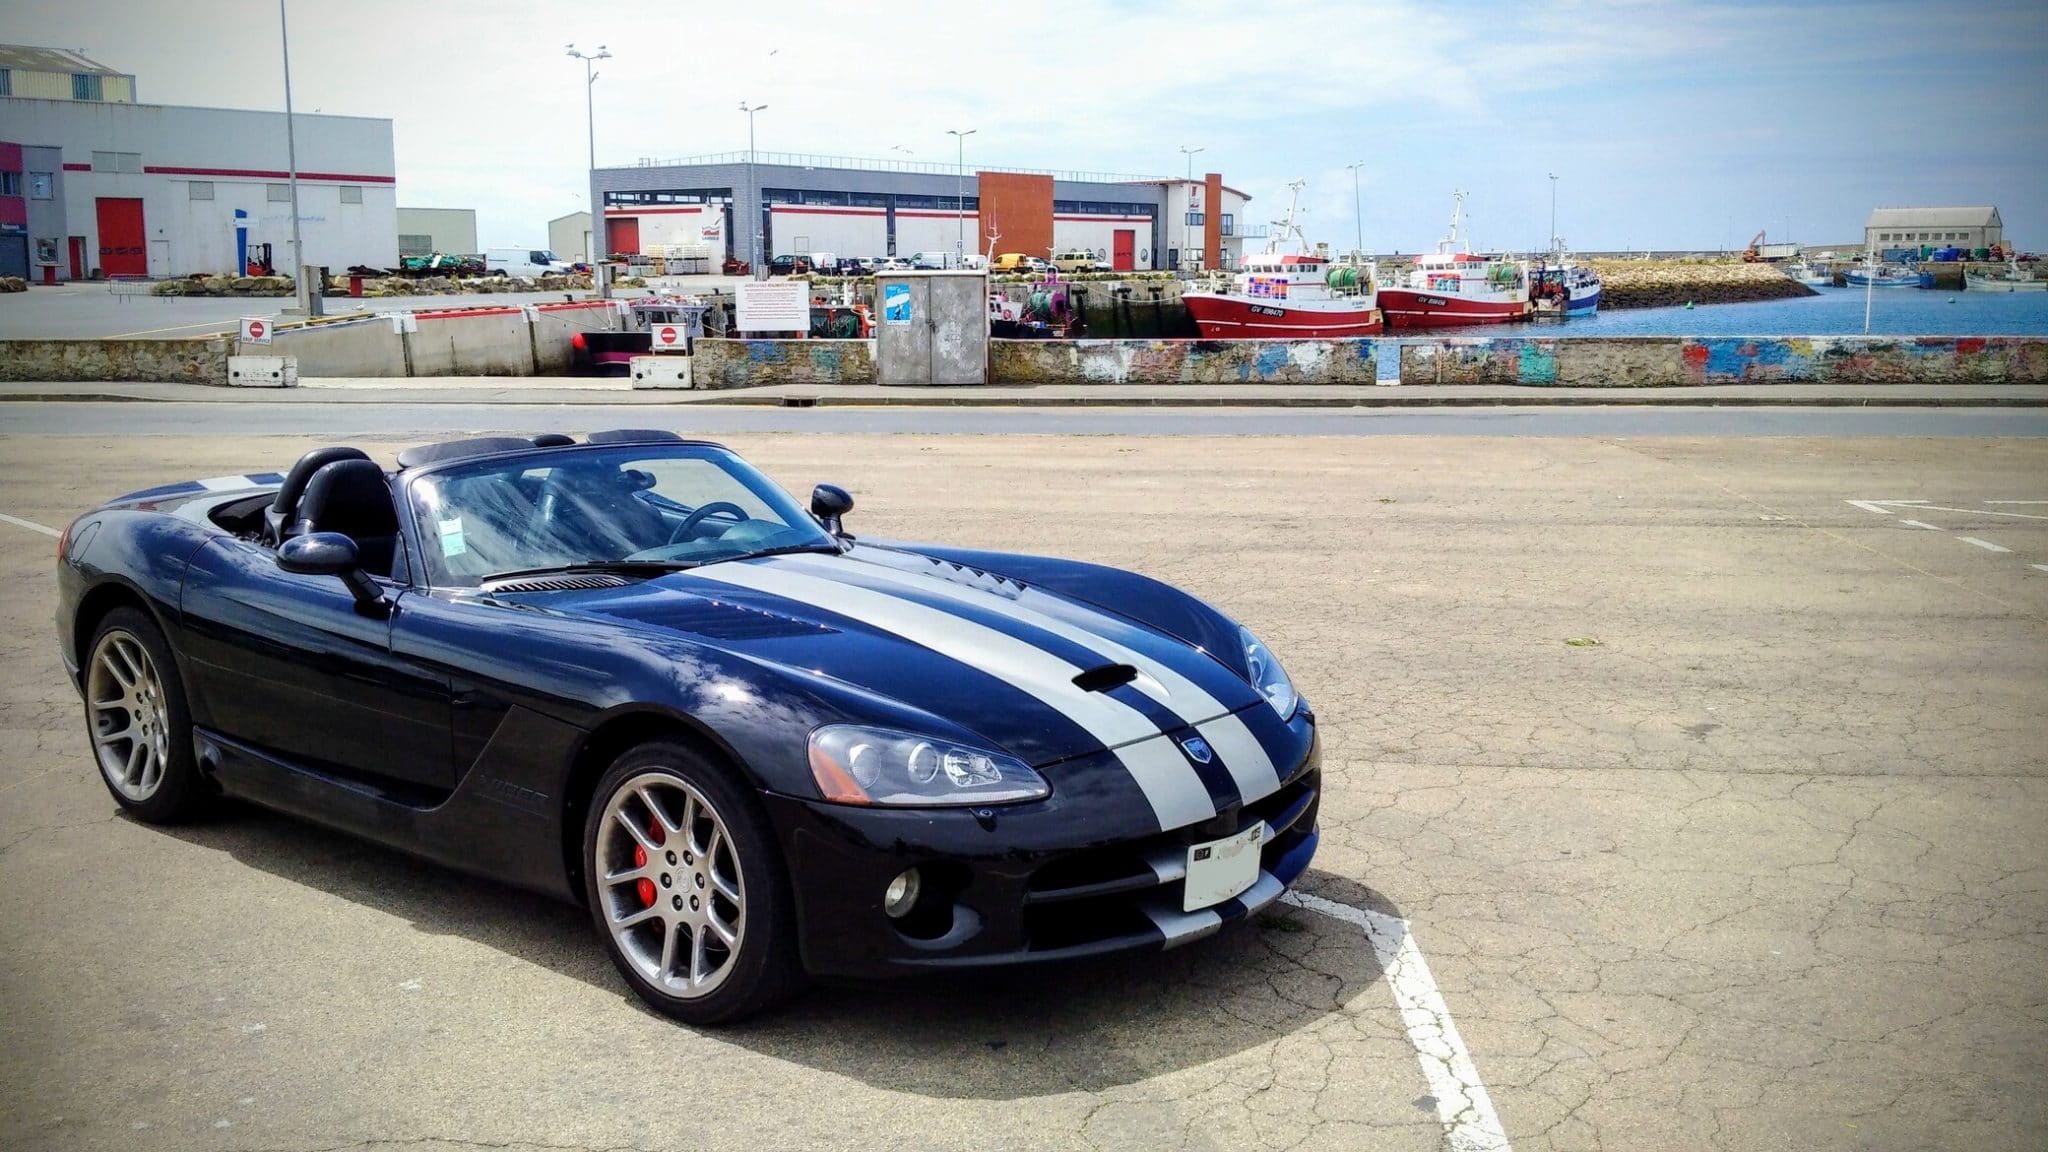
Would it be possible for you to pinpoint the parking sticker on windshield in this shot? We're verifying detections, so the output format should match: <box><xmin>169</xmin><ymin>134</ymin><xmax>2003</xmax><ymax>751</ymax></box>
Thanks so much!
<box><xmin>437</xmin><ymin>517</ymin><xmax>467</xmax><ymax>557</ymax></box>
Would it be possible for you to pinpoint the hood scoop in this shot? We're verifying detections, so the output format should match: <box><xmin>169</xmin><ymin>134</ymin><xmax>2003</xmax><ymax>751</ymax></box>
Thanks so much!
<box><xmin>1071</xmin><ymin>663</ymin><xmax>1139</xmax><ymax>693</ymax></box>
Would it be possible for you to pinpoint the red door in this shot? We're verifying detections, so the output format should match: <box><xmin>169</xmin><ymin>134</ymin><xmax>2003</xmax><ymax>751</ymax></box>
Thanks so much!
<box><xmin>1112</xmin><ymin>228</ymin><xmax>1135</xmax><ymax>271</ymax></box>
<box><xmin>68</xmin><ymin>236</ymin><xmax>86</xmax><ymax>280</ymax></box>
<box><xmin>606</xmin><ymin>216</ymin><xmax>640</xmax><ymax>256</ymax></box>
<box><xmin>95</xmin><ymin>198</ymin><xmax>147</xmax><ymax>277</ymax></box>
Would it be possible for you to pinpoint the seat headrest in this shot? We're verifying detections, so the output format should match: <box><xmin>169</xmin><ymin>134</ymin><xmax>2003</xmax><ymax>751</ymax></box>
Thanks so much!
<box><xmin>288</xmin><ymin>458</ymin><xmax>396</xmax><ymax>540</ymax></box>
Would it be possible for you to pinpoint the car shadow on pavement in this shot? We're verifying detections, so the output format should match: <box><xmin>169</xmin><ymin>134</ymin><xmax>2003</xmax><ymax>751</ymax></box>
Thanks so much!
<box><xmin>159</xmin><ymin>805</ymin><xmax>1394</xmax><ymax>1098</ymax></box>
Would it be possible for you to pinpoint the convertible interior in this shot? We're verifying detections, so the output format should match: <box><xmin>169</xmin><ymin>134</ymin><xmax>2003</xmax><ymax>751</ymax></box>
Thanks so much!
<box><xmin>206</xmin><ymin>430</ymin><xmax>819</xmax><ymax>585</ymax></box>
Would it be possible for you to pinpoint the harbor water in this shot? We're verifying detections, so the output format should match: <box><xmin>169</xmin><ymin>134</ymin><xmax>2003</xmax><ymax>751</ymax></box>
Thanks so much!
<box><xmin>1430</xmin><ymin>286</ymin><xmax>2048</xmax><ymax>338</ymax></box>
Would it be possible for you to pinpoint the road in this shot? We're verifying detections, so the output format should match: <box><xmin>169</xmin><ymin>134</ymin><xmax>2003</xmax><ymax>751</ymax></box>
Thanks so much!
<box><xmin>4</xmin><ymin>401</ymin><xmax>2048</xmax><ymax>438</ymax></box>
<box><xmin>2</xmin><ymin>430</ymin><xmax>2045</xmax><ymax>1151</ymax></box>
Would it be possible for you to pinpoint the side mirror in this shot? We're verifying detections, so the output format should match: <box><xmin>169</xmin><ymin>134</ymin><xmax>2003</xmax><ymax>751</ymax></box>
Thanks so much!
<box><xmin>810</xmin><ymin>484</ymin><xmax>854</xmax><ymax>537</ymax></box>
<box><xmin>278</xmin><ymin>532</ymin><xmax>388</xmax><ymax>613</ymax></box>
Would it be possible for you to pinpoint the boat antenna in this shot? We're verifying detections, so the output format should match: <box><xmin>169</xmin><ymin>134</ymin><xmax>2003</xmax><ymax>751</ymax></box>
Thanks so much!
<box><xmin>1440</xmin><ymin>190</ymin><xmax>1469</xmax><ymax>255</ymax></box>
<box><xmin>1268</xmin><ymin>179</ymin><xmax>1308</xmax><ymax>255</ymax></box>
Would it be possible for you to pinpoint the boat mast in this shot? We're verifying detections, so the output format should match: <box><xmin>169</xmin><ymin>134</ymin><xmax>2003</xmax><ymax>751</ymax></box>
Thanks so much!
<box><xmin>1267</xmin><ymin>179</ymin><xmax>1307</xmax><ymax>256</ymax></box>
<box><xmin>1440</xmin><ymin>190</ymin><xmax>1468</xmax><ymax>255</ymax></box>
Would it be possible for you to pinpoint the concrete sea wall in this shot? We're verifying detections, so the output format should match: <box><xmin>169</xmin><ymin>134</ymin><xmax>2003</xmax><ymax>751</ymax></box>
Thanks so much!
<box><xmin>993</xmin><ymin>339</ymin><xmax>1376</xmax><ymax>384</ymax></box>
<box><xmin>1399</xmin><ymin>336</ymin><xmax>2048</xmax><ymax>385</ymax></box>
<box><xmin>690</xmin><ymin>338</ymin><xmax>875</xmax><ymax>389</ymax></box>
<box><xmin>0</xmin><ymin>338</ymin><xmax>230</xmax><ymax>384</ymax></box>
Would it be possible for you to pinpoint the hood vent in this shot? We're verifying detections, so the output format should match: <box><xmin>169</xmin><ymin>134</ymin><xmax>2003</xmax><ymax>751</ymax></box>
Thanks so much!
<box><xmin>636</xmin><ymin>598</ymin><xmax>836</xmax><ymax>641</ymax></box>
<box><xmin>485</xmin><ymin>573</ymin><xmax>633</xmax><ymax>594</ymax></box>
<box><xmin>1072</xmin><ymin>663</ymin><xmax>1139</xmax><ymax>693</ymax></box>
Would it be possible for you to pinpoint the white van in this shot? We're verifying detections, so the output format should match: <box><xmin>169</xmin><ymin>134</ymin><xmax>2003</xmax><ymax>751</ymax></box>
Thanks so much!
<box><xmin>485</xmin><ymin>247</ymin><xmax>573</xmax><ymax>278</ymax></box>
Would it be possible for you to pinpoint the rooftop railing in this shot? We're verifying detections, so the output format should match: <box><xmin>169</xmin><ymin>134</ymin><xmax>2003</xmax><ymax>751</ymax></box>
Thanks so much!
<box><xmin>619</xmin><ymin>150</ymin><xmax>1167</xmax><ymax>185</ymax></box>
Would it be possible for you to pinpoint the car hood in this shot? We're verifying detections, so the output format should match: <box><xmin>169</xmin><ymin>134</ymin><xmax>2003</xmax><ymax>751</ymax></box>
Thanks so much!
<box><xmin>550</xmin><ymin>545</ymin><xmax>1269</xmax><ymax>771</ymax></box>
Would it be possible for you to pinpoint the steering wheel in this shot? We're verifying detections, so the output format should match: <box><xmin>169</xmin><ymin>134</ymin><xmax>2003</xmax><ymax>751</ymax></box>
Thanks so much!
<box><xmin>669</xmin><ymin>501</ymin><xmax>750</xmax><ymax>544</ymax></box>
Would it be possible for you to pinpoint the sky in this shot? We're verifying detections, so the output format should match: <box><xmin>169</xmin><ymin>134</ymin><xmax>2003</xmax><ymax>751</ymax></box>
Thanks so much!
<box><xmin>3</xmin><ymin>0</ymin><xmax>2044</xmax><ymax>253</ymax></box>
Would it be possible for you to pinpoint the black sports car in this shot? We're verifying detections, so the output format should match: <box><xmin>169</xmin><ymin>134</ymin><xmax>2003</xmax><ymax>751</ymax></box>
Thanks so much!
<box><xmin>55</xmin><ymin>431</ymin><xmax>1319</xmax><ymax>1023</ymax></box>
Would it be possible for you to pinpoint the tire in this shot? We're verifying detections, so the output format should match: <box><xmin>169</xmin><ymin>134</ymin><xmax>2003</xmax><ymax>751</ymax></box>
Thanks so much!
<box><xmin>581</xmin><ymin>741</ymin><xmax>805</xmax><ymax>1025</ymax></box>
<box><xmin>83</xmin><ymin>606</ymin><xmax>212</xmax><ymax>823</ymax></box>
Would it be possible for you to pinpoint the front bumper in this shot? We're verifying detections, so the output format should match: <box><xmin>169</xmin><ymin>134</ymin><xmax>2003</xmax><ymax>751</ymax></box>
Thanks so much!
<box><xmin>762</xmin><ymin>708</ymin><xmax>1321</xmax><ymax>979</ymax></box>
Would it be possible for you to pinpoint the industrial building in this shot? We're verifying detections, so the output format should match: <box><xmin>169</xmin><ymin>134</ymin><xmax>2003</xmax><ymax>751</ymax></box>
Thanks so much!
<box><xmin>0</xmin><ymin>44</ymin><xmax>396</xmax><ymax>282</ymax></box>
<box><xmin>1865</xmin><ymin>206</ymin><xmax>2003</xmax><ymax>252</ymax></box>
<box><xmin>590</xmin><ymin>152</ymin><xmax>1252</xmax><ymax>271</ymax></box>
<box><xmin>549</xmin><ymin>210</ymin><xmax>592</xmax><ymax>264</ymax></box>
<box><xmin>397</xmin><ymin>207</ymin><xmax>478</xmax><ymax>257</ymax></box>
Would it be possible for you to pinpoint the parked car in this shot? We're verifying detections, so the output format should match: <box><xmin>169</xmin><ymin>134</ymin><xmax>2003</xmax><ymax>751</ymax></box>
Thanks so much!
<box><xmin>874</xmin><ymin>257</ymin><xmax>912</xmax><ymax>272</ymax></box>
<box><xmin>767</xmin><ymin>255</ymin><xmax>811</xmax><ymax>277</ymax></box>
<box><xmin>55</xmin><ymin>432</ymin><xmax>1320</xmax><ymax>1024</ymax></box>
<box><xmin>908</xmin><ymin>251</ymin><xmax>950</xmax><ymax>270</ymax></box>
<box><xmin>990</xmin><ymin>253</ymin><xmax>1031</xmax><ymax>274</ymax></box>
<box><xmin>485</xmin><ymin>247</ymin><xmax>574</xmax><ymax>279</ymax></box>
<box><xmin>1053</xmin><ymin>249</ymin><xmax>1111</xmax><ymax>273</ymax></box>
<box><xmin>1023</xmin><ymin>257</ymin><xmax>1055</xmax><ymax>275</ymax></box>
<box><xmin>836</xmin><ymin>257</ymin><xmax>872</xmax><ymax>277</ymax></box>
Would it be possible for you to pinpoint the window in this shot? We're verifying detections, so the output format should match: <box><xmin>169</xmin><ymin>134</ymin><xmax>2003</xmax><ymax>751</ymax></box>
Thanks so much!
<box><xmin>339</xmin><ymin>185</ymin><xmax>362</xmax><ymax>205</ymax></box>
<box><xmin>267</xmin><ymin>183</ymin><xmax>292</xmax><ymax>202</ymax></box>
<box><xmin>188</xmin><ymin>180</ymin><xmax>213</xmax><ymax>200</ymax></box>
<box><xmin>0</xmin><ymin>69</ymin><xmax>11</xmax><ymax>97</ymax></box>
<box><xmin>1184</xmin><ymin>211</ymin><xmax>1205</xmax><ymax>226</ymax></box>
<box><xmin>72</xmin><ymin>73</ymin><xmax>103</xmax><ymax>101</ymax></box>
<box><xmin>29</xmin><ymin>171</ymin><xmax>53</xmax><ymax>199</ymax></box>
<box><xmin>1221</xmin><ymin>213</ymin><xmax>1234</xmax><ymax>236</ymax></box>
<box><xmin>0</xmin><ymin>173</ymin><xmax>18</xmax><ymax>197</ymax></box>
<box><xmin>91</xmin><ymin>151</ymin><xmax>142</xmax><ymax>174</ymax></box>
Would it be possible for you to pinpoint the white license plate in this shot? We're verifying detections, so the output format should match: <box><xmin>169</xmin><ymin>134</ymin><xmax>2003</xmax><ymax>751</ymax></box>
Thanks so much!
<box><xmin>1182</xmin><ymin>823</ymin><xmax>1265</xmax><ymax>912</ymax></box>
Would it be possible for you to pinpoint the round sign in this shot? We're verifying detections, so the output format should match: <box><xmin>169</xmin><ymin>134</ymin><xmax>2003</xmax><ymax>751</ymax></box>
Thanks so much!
<box><xmin>247</xmin><ymin>320</ymin><xmax>265</xmax><ymax>339</ymax></box>
<box><xmin>655</xmin><ymin>324</ymin><xmax>680</xmax><ymax>346</ymax></box>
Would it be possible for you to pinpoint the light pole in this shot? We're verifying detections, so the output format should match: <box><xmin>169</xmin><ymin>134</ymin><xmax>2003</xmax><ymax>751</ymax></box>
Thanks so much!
<box><xmin>567</xmin><ymin>44</ymin><xmax>610</xmax><ymax>288</ymax></box>
<box><xmin>277</xmin><ymin>0</ymin><xmax>316</xmax><ymax>312</ymax></box>
<box><xmin>1345</xmin><ymin>160</ymin><xmax>1365</xmax><ymax>257</ymax></box>
<box><xmin>1547</xmin><ymin>172</ymin><xmax>1558</xmax><ymax>252</ymax></box>
<box><xmin>947</xmin><ymin>128</ymin><xmax>975</xmax><ymax>263</ymax></box>
<box><xmin>1179</xmin><ymin>145</ymin><xmax>1204</xmax><ymax>271</ymax></box>
<box><xmin>740</xmin><ymin>101</ymin><xmax>767</xmax><ymax>278</ymax></box>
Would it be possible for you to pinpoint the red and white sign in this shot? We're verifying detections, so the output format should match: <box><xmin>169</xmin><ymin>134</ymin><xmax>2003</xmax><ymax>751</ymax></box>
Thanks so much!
<box><xmin>239</xmin><ymin>317</ymin><xmax>271</xmax><ymax>345</ymax></box>
<box><xmin>651</xmin><ymin>323</ymin><xmax>687</xmax><ymax>351</ymax></box>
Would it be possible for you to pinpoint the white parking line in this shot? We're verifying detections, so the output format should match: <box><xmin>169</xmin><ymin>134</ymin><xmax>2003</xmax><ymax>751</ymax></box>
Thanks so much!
<box><xmin>1898</xmin><ymin>520</ymin><xmax>1942</xmax><ymax>531</ymax></box>
<box><xmin>1845</xmin><ymin>500</ymin><xmax>1895</xmax><ymax>515</ymax></box>
<box><xmin>0</xmin><ymin>512</ymin><xmax>60</xmax><ymax>538</ymax></box>
<box><xmin>1957</xmin><ymin>537</ymin><xmax>2011</xmax><ymax>553</ymax></box>
<box><xmin>1284</xmin><ymin>890</ymin><xmax>1512</xmax><ymax>1151</ymax></box>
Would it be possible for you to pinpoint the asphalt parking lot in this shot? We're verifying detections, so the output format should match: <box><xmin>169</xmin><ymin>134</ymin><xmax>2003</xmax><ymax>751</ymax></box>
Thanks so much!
<box><xmin>3</xmin><ymin>429</ymin><xmax>2045</xmax><ymax>1151</ymax></box>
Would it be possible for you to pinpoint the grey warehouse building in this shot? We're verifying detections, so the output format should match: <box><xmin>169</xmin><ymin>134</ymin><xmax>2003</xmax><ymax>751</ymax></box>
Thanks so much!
<box><xmin>590</xmin><ymin>151</ymin><xmax>1253</xmax><ymax>272</ymax></box>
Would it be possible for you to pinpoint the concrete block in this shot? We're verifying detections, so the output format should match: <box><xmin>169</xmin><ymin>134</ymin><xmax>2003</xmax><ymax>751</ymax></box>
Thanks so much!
<box><xmin>227</xmin><ymin>355</ymin><xmax>298</xmax><ymax>388</ymax></box>
<box><xmin>992</xmin><ymin>339</ymin><xmax>1376</xmax><ymax>384</ymax></box>
<box><xmin>690</xmin><ymin>339</ymin><xmax>875</xmax><ymax>389</ymax></box>
<box><xmin>630</xmin><ymin>356</ymin><xmax>693</xmax><ymax>388</ymax></box>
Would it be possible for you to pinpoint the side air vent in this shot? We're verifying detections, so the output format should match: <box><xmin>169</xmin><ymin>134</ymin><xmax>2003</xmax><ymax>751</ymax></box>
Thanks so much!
<box><xmin>1072</xmin><ymin>664</ymin><xmax>1139</xmax><ymax>693</ymax></box>
<box><xmin>484</xmin><ymin>573</ymin><xmax>634</xmax><ymax>594</ymax></box>
<box><xmin>644</xmin><ymin>598</ymin><xmax>835</xmax><ymax>641</ymax></box>
<box><xmin>920</xmin><ymin>556</ymin><xmax>1027</xmax><ymax>598</ymax></box>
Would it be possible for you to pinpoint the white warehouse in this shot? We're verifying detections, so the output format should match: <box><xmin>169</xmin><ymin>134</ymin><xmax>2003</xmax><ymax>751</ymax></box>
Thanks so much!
<box><xmin>0</xmin><ymin>95</ymin><xmax>397</xmax><ymax>280</ymax></box>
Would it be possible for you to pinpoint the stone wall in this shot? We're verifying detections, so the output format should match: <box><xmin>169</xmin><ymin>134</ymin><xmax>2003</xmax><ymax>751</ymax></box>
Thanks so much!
<box><xmin>1399</xmin><ymin>336</ymin><xmax>2048</xmax><ymax>385</ymax></box>
<box><xmin>690</xmin><ymin>339</ymin><xmax>875</xmax><ymax>389</ymax></box>
<box><xmin>1583</xmin><ymin>260</ymin><xmax>1816</xmax><ymax>309</ymax></box>
<box><xmin>993</xmin><ymin>339</ymin><xmax>1376</xmax><ymax>384</ymax></box>
<box><xmin>0</xmin><ymin>339</ymin><xmax>230</xmax><ymax>384</ymax></box>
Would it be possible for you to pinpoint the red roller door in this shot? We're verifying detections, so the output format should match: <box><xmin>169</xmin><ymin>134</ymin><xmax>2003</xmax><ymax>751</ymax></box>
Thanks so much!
<box><xmin>1112</xmin><ymin>229</ymin><xmax>1135</xmax><ymax>272</ymax></box>
<box><xmin>606</xmin><ymin>217</ymin><xmax>640</xmax><ymax>256</ymax></box>
<box><xmin>96</xmin><ymin>198</ymin><xmax>147</xmax><ymax>277</ymax></box>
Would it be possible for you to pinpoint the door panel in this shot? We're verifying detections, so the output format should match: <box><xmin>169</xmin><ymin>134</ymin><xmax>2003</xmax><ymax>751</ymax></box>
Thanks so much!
<box><xmin>95</xmin><ymin>198</ymin><xmax>146</xmax><ymax>277</ymax></box>
<box><xmin>178</xmin><ymin>539</ymin><xmax>453</xmax><ymax>789</ymax></box>
<box><xmin>606</xmin><ymin>216</ymin><xmax>640</xmax><ymax>256</ymax></box>
<box><xmin>928</xmin><ymin>274</ymin><xmax>988</xmax><ymax>386</ymax></box>
<box><xmin>874</xmin><ymin>276</ymin><xmax>931</xmax><ymax>385</ymax></box>
<box><xmin>1113</xmin><ymin>229</ymin><xmax>1135</xmax><ymax>272</ymax></box>
<box><xmin>69</xmin><ymin>236</ymin><xmax>85</xmax><ymax>280</ymax></box>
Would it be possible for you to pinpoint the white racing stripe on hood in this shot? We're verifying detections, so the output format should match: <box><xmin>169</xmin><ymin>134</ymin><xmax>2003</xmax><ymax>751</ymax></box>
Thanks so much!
<box><xmin>692</xmin><ymin>560</ymin><xmax>1217</xmax><ymax>831</ymax></box>
<box><xmin>790</xmin><ymin>551</ymin><xmax>1283</xmax><ymax>803</ymax></box>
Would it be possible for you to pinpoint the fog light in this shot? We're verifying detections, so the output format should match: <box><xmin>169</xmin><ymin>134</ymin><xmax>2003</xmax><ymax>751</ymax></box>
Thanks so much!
<box><xmin>884</xmin><ymin>867</ymin><xmax>922</xmax><ymax>919</ymax></box>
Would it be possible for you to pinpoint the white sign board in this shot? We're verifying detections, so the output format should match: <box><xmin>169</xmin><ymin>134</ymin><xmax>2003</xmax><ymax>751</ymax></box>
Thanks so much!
<box><xmin>239</xmin><ymin>316</ymin><xmax>272</xmax><ymax>345</ymax></box>
<box><xmin>735</xmin><ymin>281</ymin><xmax>810</xmax><ymax>333</ymax></box>
<box><xmin>651</xmin><ymin>323</ymin><xmax>688</xmax><ymax>352</ymax></box>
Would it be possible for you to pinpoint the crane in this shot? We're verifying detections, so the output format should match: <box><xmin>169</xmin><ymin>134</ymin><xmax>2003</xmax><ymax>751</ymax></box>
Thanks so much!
<box><xmin>1741</xmin><ymin>230</ymin><xmax>1768</xmax><ymax>262</ymax></box>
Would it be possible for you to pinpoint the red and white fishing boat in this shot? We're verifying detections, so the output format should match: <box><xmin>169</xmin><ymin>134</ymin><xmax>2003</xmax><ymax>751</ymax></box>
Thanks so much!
<box><xmin>1182</xmin><ymin>180</ymin><xmax>1382</xmax><ymax>338</ymax></box>
<box><xmin>1378</xmin><ymin>192</ymin><xmax>1532</xmax><ymax>329</ymax></box>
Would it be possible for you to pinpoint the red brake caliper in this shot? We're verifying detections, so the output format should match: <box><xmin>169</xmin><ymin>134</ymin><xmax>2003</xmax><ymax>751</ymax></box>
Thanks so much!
<box><xmin>633</xmin><ymin>820</ymin><xmax>666</xmax><ymax>908</ymax></box>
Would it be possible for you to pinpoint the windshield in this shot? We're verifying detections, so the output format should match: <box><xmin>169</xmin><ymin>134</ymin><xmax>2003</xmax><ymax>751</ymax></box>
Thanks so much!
<box><xmin>406</xmin><ymin>444</ymin><xmax>836</xmax><ymax>587</ymax></box>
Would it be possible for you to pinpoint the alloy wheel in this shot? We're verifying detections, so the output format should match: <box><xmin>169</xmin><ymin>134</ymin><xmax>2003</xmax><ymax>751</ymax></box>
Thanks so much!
<box><xmin>595</xmin><ymin>772</ymin><xmax>747</xmax><ymax>999</ymax></box>
<box><xmin>88</xmin><ymin>630</ymin><xmax>170</xmax><ymax>802</ymax></box>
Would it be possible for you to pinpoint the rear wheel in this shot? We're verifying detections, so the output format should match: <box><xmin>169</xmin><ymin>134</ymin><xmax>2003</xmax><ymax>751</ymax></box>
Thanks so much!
<box><xmin>84</xmin><ymin>607</ymin><xmax>211</xmax><ymax>822</ymax></box>
<box><xmin>581</xmin><ymin>741</ymin><xmax>805</xmax><ymax>1025</ymax></box>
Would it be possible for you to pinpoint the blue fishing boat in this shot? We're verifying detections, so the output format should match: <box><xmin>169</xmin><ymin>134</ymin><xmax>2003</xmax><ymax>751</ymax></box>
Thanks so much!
<box><xmin>1843</xmin><ymin>262</ymin><xmax>1932</xmax><ymax>288</ymax></box>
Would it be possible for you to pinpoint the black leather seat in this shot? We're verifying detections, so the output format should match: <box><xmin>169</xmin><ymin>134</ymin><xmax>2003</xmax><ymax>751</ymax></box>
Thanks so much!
<box><xmin>286</xmin><ymin>459</ymin><xmax>401</xmax><ymax>576</ymax></box>
<box><xmin>267</xmin><ymin>446</ymin><xmax>369</xmax><ymax>544</ymax></box>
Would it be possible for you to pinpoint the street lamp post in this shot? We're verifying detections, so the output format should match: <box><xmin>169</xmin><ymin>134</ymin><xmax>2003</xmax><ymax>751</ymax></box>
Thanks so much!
<box><xmin>740</xmin><ymin>101</ymin><xmax>768</xmax><ymax>279</ymax></box>
<box><xmin>947</xmin><ymin>129</ymin><xmax>976</xmax><ymax>264</ymax></box>
<box><xmin>1344</xmin><ymin>160</ymin><xmax>1365</xmax><ymax>257</ymax></box>
<box><xmin>277</xmin><ymin>0</ymin><xmax>317</xmax><ymax>313</ymax></box>
<box><xmin>1178</xmin><ymin>145</ymin><xmax>1204</xmax><ymax>272</ymax></box>
<box><xmin>567</xmin><ymin>44</ymin><xmax>610</xmax><ymax>291</ymax></box>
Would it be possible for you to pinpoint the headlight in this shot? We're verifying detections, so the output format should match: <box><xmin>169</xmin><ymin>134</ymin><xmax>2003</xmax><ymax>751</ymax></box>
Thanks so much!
<box><xmin>1240</xmin><ymin>626</ymin><xmax>1299</xmax><ymax>719</ymax></box>
<box><xmin>807</xmin><ymin>725</ymin><xmax>1050</xmax><ymax>807</ymax></box>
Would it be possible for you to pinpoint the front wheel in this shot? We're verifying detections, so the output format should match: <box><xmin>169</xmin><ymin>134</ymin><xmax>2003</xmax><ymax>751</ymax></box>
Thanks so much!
<box><xmin>84</xmin><ymin>606</ymin><xmax>212</xmax><ymax>823</ymax></box>
<box><xmin>581</xmin><ymin>741</ymin><xmax>805</xmax><ymax>1025</ymax></box>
